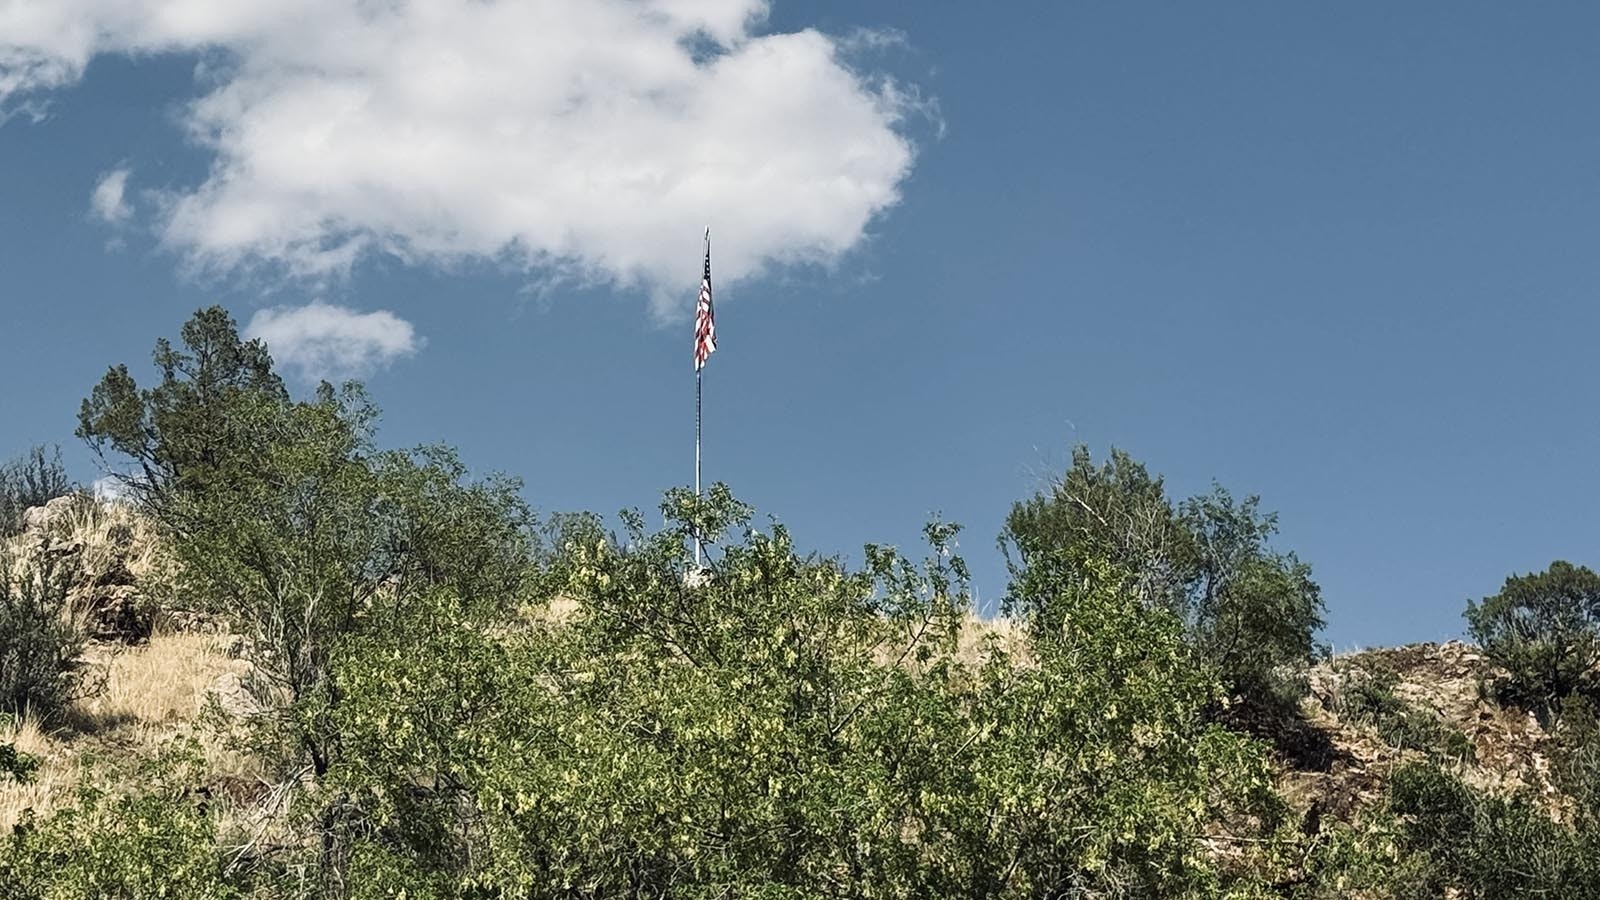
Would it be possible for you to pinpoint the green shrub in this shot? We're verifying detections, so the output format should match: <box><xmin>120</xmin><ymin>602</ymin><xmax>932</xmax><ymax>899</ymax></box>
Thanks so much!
<box><xmin>77</xmin><ymin>309</ymin><xmax>536</xmax><ymax>783</ymax></box>
<box><xmin>1465</xmin><ymin>560</ymin><xmax>1600</xmax><ymax>720</ymax></box>
<box><xmin>0</xmin><ymin>742</ymin><xmax>39</xmax><ymax>783</ymax></box>
<box><xmin>1003</xmin><ymin>446</ymin><xmax>1193</xmax><ymax>614</ymax></box>
<box><xmin>1389</xmin><ymin>761</ymin><xmax>1600</xmax><ymax>898</ymax></box>
<box><xmin>0</xmin><ymin>755</ymin><xmax>240</xmax><ymax>900</ymax></box>
<box><xmin>1180</xmin><ymin>486</ymin><xmax>1324</xmax><ymax>712</ymax></box>
<box><xmin>1550</xmin><ymin>694</ymin><xmax>1600</xmax><ymax>819</ymax></box>
<box><xmin>312</xmin><ymin>487</ymin><xmax>1282</xmax><ymax>898</ymax></box>
<box><xmin>0</xmin><ymin>446</ymin><xmax>72</xmax><ymax>536</ymax></box>
<box><xmin>1002</xmin><ymin>445</ymin><xmax>1325</xmax><ymax>714</ymax></box>
<box><xmin>1255</xmin><ymin>804</ymin><xmax>1435</xmax><ymax>899</ymax></box>
<box><xmin>0</xmin><ymin>554</ymin><xmax>84</xmax><ymax>718</ymax></box>
<box><xmin>168</xmin><ymin>418</ymin><xmax>534</xmax><ymax>778</ymax></box>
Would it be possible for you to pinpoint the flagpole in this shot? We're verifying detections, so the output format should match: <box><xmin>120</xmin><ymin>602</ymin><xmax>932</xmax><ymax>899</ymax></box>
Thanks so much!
<box><xmin>694</xmin><ymin>227</ymin><xmax>708</xmax><ymax>568</ymax></box>
<box><xmin>694</xmin><ymin>362</ymin><xmax>703</xmax><ymax>568</ymax></box>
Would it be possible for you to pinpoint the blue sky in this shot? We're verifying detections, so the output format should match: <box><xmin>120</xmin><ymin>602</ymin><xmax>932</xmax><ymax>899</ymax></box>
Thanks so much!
<box><xmin>3</xmin><ymin>2</ymin><xmax>1598</xmax><ymax>648</ymax></box>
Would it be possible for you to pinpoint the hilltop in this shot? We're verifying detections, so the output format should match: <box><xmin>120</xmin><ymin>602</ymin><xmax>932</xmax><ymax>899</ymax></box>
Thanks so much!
<box><xmin>1</xmin><ymin>497</ymin><xmax>1577</xmax><ymax>895</ymax></box>
<box><xmin>2</xmin><ymin>300</ymin><xmax>1595</xmax><ymax>897</ymax></box>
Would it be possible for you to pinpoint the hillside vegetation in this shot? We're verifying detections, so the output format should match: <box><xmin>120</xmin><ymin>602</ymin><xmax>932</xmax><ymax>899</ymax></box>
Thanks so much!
<box><xmin>2</xmin><ymin>308</ymin><xmax>1598</xmax><ymax>899</ymax></box>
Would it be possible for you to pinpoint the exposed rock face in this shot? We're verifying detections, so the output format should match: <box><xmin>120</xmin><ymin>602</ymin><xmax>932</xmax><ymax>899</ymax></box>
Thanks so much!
<box><xmin>15</xmin><ymin>495</ymin><xmax>156</xmax><ymax>643</ymax></box>
<box><xmin>1283</xmin><ymin>641</ymin><xmax>1556</xmax><ymax>824</ymax></box>
<box><xmin>21</xmin><ymin>495</ymin><xmax>77</xmax><ymax>533</ymax></box>
<box><xmin>71</xmin><ymin>583</ymin><xmax>150</xmax><ymax>643</ymax></box>
<box><xmin>208</xmin><ymin>671</ymin><xmax>263</xmax><ymax>719</ymax></box>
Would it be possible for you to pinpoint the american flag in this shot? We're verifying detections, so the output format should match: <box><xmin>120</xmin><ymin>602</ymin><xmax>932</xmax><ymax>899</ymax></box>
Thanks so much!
<box><xmin>693</xmin><ymin>240</ymin><xmax>716</xmax><ymax>370</ymax></box>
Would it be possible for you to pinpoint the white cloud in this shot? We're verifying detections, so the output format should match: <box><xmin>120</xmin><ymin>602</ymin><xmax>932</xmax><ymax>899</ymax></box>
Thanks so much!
<box><xmin>1</xmin><ymin>0</ymin><xmax>923</xmax><ymax>313</ymax></box>
<box><xmin>92</xmin><ymin>475</ymin><xmax>130</xmax><ymax>502</ymax></box>
<box><xmin>89</xmin><ymin>167</ymin><xmax>132</xmax><ymax>224</ymax></box>
<box><xmin>245</xmin><ymin>302</ymin><xmax>422</xmax><ymax>382</ymax></box>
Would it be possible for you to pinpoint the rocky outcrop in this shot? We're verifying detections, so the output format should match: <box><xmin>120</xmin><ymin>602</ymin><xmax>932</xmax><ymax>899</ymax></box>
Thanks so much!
<box><xmin>208</xmin><ymin>671</ymin><xmax>263</xmax><ymax>719</ymax></box>
<box><xmin>1282</xmin><ymin>641</ymin><xmax>1557</xmax><ymax>823</ymax></box>
<box><xmin>13</xmin><ymin>495</ymin><xmax>157</xmax><ymax>643</ymax></box>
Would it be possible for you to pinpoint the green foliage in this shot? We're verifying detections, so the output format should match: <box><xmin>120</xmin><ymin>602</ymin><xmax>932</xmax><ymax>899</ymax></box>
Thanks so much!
<box><xmin>0</xmin><ymin>553</ymin><xmax>84</xmax><ymax>717</ymax></box>
<box><xmin>1550</xmin><ymin>694</ymin><xmax>1600</xmax><ymax>818</ymax></box>
<box><xmin>0</xmin><ymin>742</ymin><xmax>40</xmax><ymax>783</ymax></box>
<box><xmin>77</xmin><ymin>305</ymin><xmax>287</xmax><ymax>514</ymax></box>
<box><xmin>1004</xmin><ymin>446</ymin><xmax>1192</xmax><ymax>614</ymax></box>
<box><xmin>1002</xmin><ymin>445</ymin><xmax>1324</xmax><ymax>712</ymax></box>
<box><xmin>1465</xmin><ymin>560</ymin><xmax>1600</xmax><ymax>720</ymax></box>
<box><xmin>0</xmin><ymin>446</ymin><xmax>73</xmax><ymax>537</ymax></box>
<box><xmin>1388</xmin><ymin>761</ymin><xmax>1600</xmax><ymax>898</ymax></box>
<box><xmin>1180</xmin><ymin>487</ymin><xmax>1323</xmax><ymax>710</ymax></box>
<box><xmin>0</xmin><ymin>754</ymin><xmax>240</xmax><ymax>900</ymax></box>
<box><xmin>1227</xmin><ymin>801</ymin><xmax>1435</xmax><ymax>900</ymax></box>
<box><xmin>58</xmin><ymin>309</ymin><xmax>1600</xmax><ymax>896</ymax></box>
<box><xmin>314</xmin><ymin>486</ymin><xmax>1281</xmax><ymax>898</ymax></box>
<box><xmin>166</xmin><ymin>395</ymin><xmax>535</xmax><ymax>779</ymax></box>
<box><xmin>77</xmin><ymin>309</ymin><xmax>536</xmax><ymax>781</ymax></box>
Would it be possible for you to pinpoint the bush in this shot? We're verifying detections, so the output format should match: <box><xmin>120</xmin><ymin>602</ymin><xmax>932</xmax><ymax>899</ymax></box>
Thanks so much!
<box><xmin>1181</xmin><ymin>486</ymin><xmax>1324</xmax><ymax>710</ymax></box>
<box><xmin>312</xmin><ymin>487</ymin><xmax>1283</xmax><ymax>898</ymax></box>
<box><xmin>1389</xmin><ymin>761</ymin><xmax>1600</xmax><ymax>898</ymax></box>
<box><xmin>1003</xmin><ymin>445</ymin><xmax>1325</xmax><ymax>713</ymax></box>
<box><xmin>0</xmin><ymin>753</ymin><xmax>240</xmax><ymax>899</ymax></box>
<box><xmin>0</xmin><ymin>446</ymin><xmax>72</xmax><ymax>536</ymax></box>
<box><xmin>0</xmin><ymin>743</ymin><xmax>39</xmax><ymax>784</ymax></box>
<box><xmin>1550</xmin><ymin>694</ymin><xmax>1600</xmax><ymax>819</ymax></box>
<box><xmin>78</xmin><ymin>309</ymin><xmax>537</xmax><ymax>782</ymax></box>
<box><xmin>163</xmin><ymin>393</ymin><xmax>535</xmax><ymax>780</ymax></box>
<box><xmin>1274</xmin><ymin>807</ymin><xmax>1435</xmax><ymax>899</ymax></box>
<box><xmin>0</xmin><ymin>554</ymin><xmax>84</xmax><ymax>718</ymax></box>
<box><xmin>1003</xmin><ymin>446</ymin><xmax>1193</xmax><ymax>613</ymax></box>
<box><xmin>1465</xmin><ymin>560</ymin><xmax>1600</xmax><ymax>720</ymax></box>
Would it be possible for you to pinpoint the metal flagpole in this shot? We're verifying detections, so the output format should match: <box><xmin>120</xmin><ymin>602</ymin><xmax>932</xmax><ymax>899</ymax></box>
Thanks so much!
<box><xmin>694</xmin><ymin>361</ymin><xmax>703</xmax><ymax>567</ymax></box>
<box><xmin>694</xmin><ymin>228</ymin><xmax>708</xmax><ymax>568</ymax></box>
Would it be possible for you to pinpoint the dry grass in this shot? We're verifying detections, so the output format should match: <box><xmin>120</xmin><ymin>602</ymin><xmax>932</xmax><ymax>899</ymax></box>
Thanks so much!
<box><xmin>71</xmin><ymin>497</ymin><xmax>162</xmax><ymax>584</ymax></box>
<box><xmin>75</xmin><ymin>632</ymin><xmax>237</xmax><ymax>730</ymax></box>
<box><xmin>19</xmin><ymin>495</ymin><xmax>163</xmax><ymax>583</ymax></box>
<box><xmin>1</xmin><ymin>630</ymin><xmax>256</xmax><ymax>833</ymax></box>
<box><xmin>1</xmin><ymin>499</ymin><xmax>270</xmax><ymax>836</ymax></box>
<box><xmin>957</xmin><ymin>614</ymin><xmax>1028</xmax><ymax>666</ymax></box>
<box><xmin>0</xmin><ymin>710</ymin><xmax>79</xmax><ymax>834</ymax></box>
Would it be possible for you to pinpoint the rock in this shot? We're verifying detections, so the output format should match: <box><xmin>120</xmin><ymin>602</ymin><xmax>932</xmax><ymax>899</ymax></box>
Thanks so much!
<box><xmin>90</xmin><ymin>559</ymin><xmax>136</xmax><ymax>588</ymax></box>
<box><xmin>209</xmin><ymin>672</ymin><xmax>263</xmax><ymax>719</ymax></box>
<box><xmin>22</xmin><ymin>495</ymin><xmax>80</xmax><ymax>534</ymax></box>
<box><xmin>44</xmin><ymin>539</ymin><xmax>83</xmax><ymax>558</ymax></box>
<box><xmin>68</xmin><ymin>584</ymin><xmax>153</xmax><ymax>643</ymax></box>
<box><xmin>158</xmin><ymin>609</ymin><xmax>230</xmax><ymax>635</ymax></box>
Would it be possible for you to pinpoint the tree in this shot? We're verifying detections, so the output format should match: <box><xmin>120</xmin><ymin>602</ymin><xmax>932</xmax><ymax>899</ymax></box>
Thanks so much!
<box><xmin>1465</xmin><ymin>560</ymin><xmax>1600</xmax><ymax>719</ymax></box>
<box><xmin>1003</xmin><ymin>446</ymin><xmax>1325</xmax><ymax>712</ymax></box>
<box><xmin>1181</xmin><ymin>486</ymin><xmax>1324</xmax><ymax>709</ymax></box>
<box><xmin>78</xmin><ymin>310</ymin><xmax>536</xmax><ymax>783</ymax></box>
<box><xmin>77</xmin><ymin>305</ymin><xmax>287</xmax><ymax>515</ymax></box>
<box><xmin>161</xmin><ymin>390</ymin><xmax>535</xmax><ymax>781</ymax></box>
<box><xmin>1003</xmin><ymin>446</ymin><xmax>1192</xmax><ymax>617</ymax></box>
